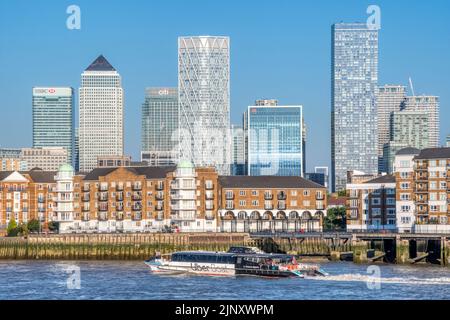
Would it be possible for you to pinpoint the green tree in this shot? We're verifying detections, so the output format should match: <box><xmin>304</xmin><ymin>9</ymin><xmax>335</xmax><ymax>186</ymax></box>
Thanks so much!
<box><xmin>6</xmin><ymin>218</ymin><xmax>18</xmax><ymax>237</ymax></box>
<box><xmin>27</xmin><ymin>219</ymin><xmax>40</xmax><ymax>233</ymax></box>
<box><xmin>324</xmin><ymin>207</ymin><xmax>346</xmax><ymax>231</ymax></box>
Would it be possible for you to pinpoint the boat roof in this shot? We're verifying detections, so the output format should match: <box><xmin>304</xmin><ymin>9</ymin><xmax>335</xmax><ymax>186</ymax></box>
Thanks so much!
<box><xmin>171</xmin><ymin>251</ymin><xmax>293</xmax><ymax>259</ymax></box>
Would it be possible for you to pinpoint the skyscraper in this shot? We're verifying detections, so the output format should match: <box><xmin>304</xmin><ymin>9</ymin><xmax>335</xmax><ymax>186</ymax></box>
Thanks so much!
<box><xmin>32</xmin><ymin>87</ymin><xmax>74</xmax><ymax>164</ymax></box>
<box><xmin>231</xmin><ymin>124</ymin><xmax>245</xmax><ymax>175</ymax></box>
<box><xmin>383</xmin><ymin>110</ymin><xmax>430</xmax><ymax>173</ymax></box>
<box><xmin>446</xmin><ymin>134</ymin><xmax>450</xmax><ymax>147</ymax></box>
<box><xmin>178</xmin><ymin>36</ymin><xmax>230</xmax><ymax>174</ymax></box>
<box><xmin>377</xmin><ymin>85</ymin><xmax>406</xmax><ymax>172</ymax></box>
<box><xmin>403</xmin><ymin>96</ymin><xmax>439</xmax><ymax>148</ymax></box>
<box><xmin>78</xmin><ymin>55</ymin><xmax>124</xmax><ymax>172</ymax></box>
<box><xmin>246</xmin><ymin>103</ymin><xmax>303</xmax><ymax>177</ymax></box>
<box><xmin>141</xmin><ymin>87</ymin><xmax>179</xmax><ymax>166</ymax></box>
<box><xmin>331</xmin><ymin>23</ymin><xmax>379</xmax><ymax>191</ymax></box>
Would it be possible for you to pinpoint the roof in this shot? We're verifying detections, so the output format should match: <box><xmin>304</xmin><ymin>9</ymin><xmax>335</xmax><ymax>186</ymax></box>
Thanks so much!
<box><xmin>25</xmin><ymin>170</ymin><xmax>57</xmax><ymax>183</ymax></box>
<box><xmin>364</xmin><ymin>174</ymin><xmax>396</xmax><ymax>184</ymax></box>
<box><xmin>328</xmin><ymin>198</ymin><xmax>346</xmax><ymax>206</ymax></box>
<box><xmin>414</xmin><ymin>148</ymin><xmax>450</xmax><ymax>160</ymax></box>
<box><xmin>218</xmin><ymin>176</ymin><xmax>325</xmax><ymax>189</ymax></box>
<box><xmin>83</xmin><ymin>166</ymin><xmax>176</xmax><ymax>181</ymax></box>
<box><xmin>85</xmin><ymin>55</ymin><xmax>116</xmax><ymax>71</ymax></box>
<box><xmin>396</xmin><ymin>147</ymin><xmax>421</xmax><ymax>156</ymax></box>
<box><xmin>0</xmin><ymin>171</ymin><xmax>14</xmax><ymax>181</ymax></box>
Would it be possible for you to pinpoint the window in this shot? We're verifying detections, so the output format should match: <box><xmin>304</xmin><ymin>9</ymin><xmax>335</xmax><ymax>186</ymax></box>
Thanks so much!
<box><xmin>387</xmin><ymin>208</ymin><xmax>396</xmax><ymax>215</ymax></box>
<box><xmin>386</xmin><ymin>198</ymin><xmax>395</xmax><ymax>205</ymax></box>
<box><xmin>291</xmin><ymin>190</ymin><xmax>297</xmax><ymax>196</ymax></box>
<box><xmin>303</xmin><ymin>190</ymin><xmax>310</xmax><ymax>196</ymax></box>
<box><xmin>400</xmin><ymin>193</ymin><xmax>410</xmax><ymax>200</ymax></box>
<box><xmin>239</xmin><ymin>190</ymin><xmax>246</xmax><ymax>196</ymax></box>
<box><xmin>239</xmin><ymin>200</ymin><xmax>246</xmax><ymax>206</ymax></box>
<box><xmin>252</xmin><ymin>200</ymin><xmax>259</xmax><ymax>206</ymax></box>
<box><xmin>251</xmin><ymin>190</ymin><xmax>258</xmax><ymax>196</ymax></box>
<box><xmin>372</xmin><ymin>198</ymin><xmax>381</xmax><ymax>205</ymax></box>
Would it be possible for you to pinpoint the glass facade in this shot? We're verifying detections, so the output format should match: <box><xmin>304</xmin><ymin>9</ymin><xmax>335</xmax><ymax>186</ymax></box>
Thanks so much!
<box><xmin>141</xmin><ymin>87</ymin><xmax>178</xmax><ymax>166</ymax></box>
<box><xmin>332</xmin><ymin>23</ymin><xmax>379</xmax><ymax>191</ymax></box>
<box><xmin>231</xmin><ymin>124</ymin><xmax>245</xmax><ymax>175</ymax></box>
<box><xmin>247</xmin><ymin>106</ymin><xmax>303</xmax><ymax>177</ymax></box>
<box><xmin>178</xmin><ymin>36</ymin><xmax>231</xmax><ymax>174</ymax></box>
<box><xmin>32</xmin><ymin>87</ymin><xmax>74</xmax><ymax>165</ymax></box>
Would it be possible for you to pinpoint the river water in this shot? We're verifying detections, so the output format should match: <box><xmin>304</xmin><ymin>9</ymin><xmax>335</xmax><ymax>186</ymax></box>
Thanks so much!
<box><xmin>0</xmin><ymin>260</ymin><xmax>449</xmax><ymax>300</ymax></box>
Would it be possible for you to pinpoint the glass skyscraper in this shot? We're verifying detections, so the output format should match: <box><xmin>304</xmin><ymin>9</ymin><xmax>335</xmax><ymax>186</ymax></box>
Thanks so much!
<box><xmin>331</xmin><ymin>23</ymin><xmax>379</xmax><ymax>191</ymax></box>
<box><xmin>32</xmin><ymin>87</ymin><xmax>74</xmax><ymax>165</ymax></box>
<box><xmin>141</xmin><ymin>87</ymin><xmax>179</xmax><ymax>166</ymax></box>
<box><xmin>178</xmin><ymin>36</ymin><xmax>231</xmax><ymax>174</ymax></box>
<box><xmin>246</xmin><ymin>105</ymin><xmax>303</xmax><ymax>177</ymax></box>
<box><xmin>231</xmin><ymin>124</ymin><xmax>245</xmax><ymax>175</ymax></box>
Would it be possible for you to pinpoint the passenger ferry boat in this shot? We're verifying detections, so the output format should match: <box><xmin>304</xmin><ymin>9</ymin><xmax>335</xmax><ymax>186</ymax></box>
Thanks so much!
<box><xmin>144</xmin><ymin>246</ymin><xmax>328</xmax><ymax>278</ymax></box>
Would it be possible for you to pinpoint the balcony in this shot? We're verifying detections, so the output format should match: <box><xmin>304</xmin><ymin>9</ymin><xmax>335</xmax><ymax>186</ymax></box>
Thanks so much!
<box><xmin>99</xmin><ymin>205</ymin><xmax>108</xmax><ymax>211</ymax></box>
<box><xmin>316</xmin><ymin>193</ymin><xmax>325</xmax><ymax>200</ymax></box>
<box><xmin>132</xmin><ymin>183</ymin><xmax>142</xmax><ymax>191</ymax></box>
<box><xmin>82</xmin><ymin>213</ymin><xmax>90</xmax><ymax>221</ymax></box>
<box><xmin>38</xmin><ymin>208</ymin><xmax>45</xmax><ymax>213</ymax></box>
<box><xmin>264</xmin><ymin>204</ymin><xmax>274</xmax><ymax>210</ymax></box>
<box><xmin>116</xmin><ymin>192</ymin><xmax>124</xmax><ymax>201</ymax></box>
<box><xmin>156</xmin><ymin>182</ymin><xmax>164</xmax><ymax>190</ymax></box>
<box><xmin>316</xmin><ymin>205</ymin><xmax>325</xmax><ymax>210</ymax></box>
<box><xmin>116</xmin><ymin>212</ymin><xmax>124</xmax><ymax>221</ymax></box>
<box><xmin>82</xmin><ymin>206</ymin><xmax>90</xmax><ymax>212</ymax></box>
<box><xmin>116</xmin><ymin>204</ymin><xmax>124</xmax><ymax>211</ymax></box>
<box><xmin>99</xmin><ymin>185</ymin><xmax>108</xmax><ymax>192</ymax></box>
<box><xmin>116</xmin><ymin>184</ymin><xmax>124</xmax><ymax>191</ymax></box>
<box><xmin>205</xmin><ymin>204</ymin><xmax>214</xmax><ymax>210</ymax></box>
<box><xmin>82</xmin><ymin>194</ymin><xmax>90</xmax><ymax>202</ymax></box>
<box><xmin>132</xmin><ymin>204</ymin><xmax>142</xmax><ymax>211</ymax></box>
<box><xmin>98</xmin><ymin>213</ymin><xmax>108</xmax><ymax>221</ymax></box>
<box><xmin>38</xmin><ymin>197</ymin><xmax>45</xmax><ymax>203</ymax></box>
<box><xmin>132</xmin><ymin>192</ymin><xmax>142</xmax><ymax>201</ymax></box>
<box><xmin>264</xmin><ymin>193</ymin><xmax>273</xmax><ymax>200</ymax></box>
<box><xmin>98</xmin><ymin>192</ymin><xmax>108</xmax><ymax>201</ymax></box>
<box><xmin>155</xmin><ymin>192</ymin><xmax>164</xmax><ymax>200</ymax></box>
<box><xmin>156</xmin><ymin>213</ymin><xmax>164</xmax><ymax>221</ymax></box>
<box><xmin>155</xmin><ymin>204</ymin><xmax>164</xmax><ymax>211</ymax></box>
<box><xmin>82</xmin><ymin>185</ymin><xmax>90</xmax><ymax>192</ymax></box>
<box><xmin>132</xmin><ymin>212</ymin><xmax>142</xmax><ymax>221</ymax></box>
<box><xmin>205</xmin><ymin>212</ymin><xmax>215</xmax><ymax>220</ymax></box>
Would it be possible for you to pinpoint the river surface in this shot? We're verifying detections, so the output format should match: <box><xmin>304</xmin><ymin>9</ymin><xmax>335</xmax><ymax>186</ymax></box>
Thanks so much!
<box><xmin>0</xmin><ymin>260</ymin><xmax>449</xmax><ymax>300</ymax></box>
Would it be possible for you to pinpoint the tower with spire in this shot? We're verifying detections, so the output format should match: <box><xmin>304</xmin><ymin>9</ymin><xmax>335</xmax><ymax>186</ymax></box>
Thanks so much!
<box><xmin>78</xmin><ymin>55</ymin><xmax>124</xmax><ymax>172</ymax></box>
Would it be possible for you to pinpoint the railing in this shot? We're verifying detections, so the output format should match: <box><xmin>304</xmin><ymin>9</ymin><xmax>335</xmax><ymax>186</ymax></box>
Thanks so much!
<box><xmin>205</xmin><ymin>183</ymin><xmax>214</xmax><ymax>190</ymax></box>
<box><xmin>264</xmin><ymin>194</ymin><xmax>273</xmax><ymax>200</ymax></box>
<box><xmin>132</xmin><ymin>184</ymin><xmax>142</xmax><ymax>191</ymax></box>
<box><xmin>225</xmin><ymin>194</ymin><xmax>234</xmax><ymax>200</ymax></box>
<box><xmin>155</xmin><ymin>193</ymin><xmax>164</xmax><ymax>200</ymax></box>
<box><xmin>156</xmin><ymin>183</ymin><xmax>164</xmax><ymax>190</ymax></box>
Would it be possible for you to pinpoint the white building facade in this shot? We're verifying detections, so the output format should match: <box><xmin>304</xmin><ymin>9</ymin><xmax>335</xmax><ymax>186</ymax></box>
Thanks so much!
<box><xmin>178</xmin><ymin>36</ymin><xmax>231</xmax><ymax>175</ymax></box>
<box><xmin>79</xmin><ymin>55</ymin><xmax>124</xmax><ymax>172</ymax></box>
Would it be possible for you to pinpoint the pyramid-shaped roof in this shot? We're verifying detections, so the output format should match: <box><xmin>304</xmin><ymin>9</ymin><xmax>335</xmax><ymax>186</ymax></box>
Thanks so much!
<box><xmin>85</xmin><ymin>55</ymin><xmax>116</xmax><ymax>71</ymax></box>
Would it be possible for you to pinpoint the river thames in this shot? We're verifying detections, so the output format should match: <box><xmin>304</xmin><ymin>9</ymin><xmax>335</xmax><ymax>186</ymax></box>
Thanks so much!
<box><xmin>0</xmin><ymin>260</ymin><xmax>449</xmax><ymax>300</ymax></box>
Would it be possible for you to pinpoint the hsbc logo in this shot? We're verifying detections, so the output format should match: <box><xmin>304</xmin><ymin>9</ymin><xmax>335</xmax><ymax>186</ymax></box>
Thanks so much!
<box><xmin>158</xmin><ymin>89</ymin><xmax>169</xmax><ymax>95</ymax></box>
<box><xmin>48</xmin><ymin>88</ymin><xmax>56</xmax><ymax>93</ymax></box>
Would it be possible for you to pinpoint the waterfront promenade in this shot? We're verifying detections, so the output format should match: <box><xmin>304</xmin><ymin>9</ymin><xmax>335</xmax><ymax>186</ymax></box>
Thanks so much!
<box><xmin>1</xmin><ymin>231</ymin><xmax>450</xmax><ymax>266</ymax></box>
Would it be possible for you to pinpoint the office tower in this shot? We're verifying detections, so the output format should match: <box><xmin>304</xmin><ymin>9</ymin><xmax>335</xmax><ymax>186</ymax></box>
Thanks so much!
<box><xmin>141</xmin><ymin>87</ymin><xmax>178</xmax><ymax>166</ymax></box>
<box><xmin>447</xmin><ymin>134</ymin><xmax>450</xmax><ymax>147</ymax></box>
<box><xmin>178</xmin><ymin>36</ymin><xmax>230</xmax><ymax>174</ymax></box>
<box><xmin>78</xmin><ymin>55</ymin><xmax>124</xmax><ymax>172</ymax></box>
<box><xmin>231</xmin><ymin>124</ymin><xmax>245</xmax><ymax>175</ymax></box>
<box><xmin>74</xmin><ymin>128</ymin><xmax>79</xmax><ymax>172</ymax></box>
<box><xmin>315</xmin><ymin>166</ymin><xmax>329</xmax><ymax>189</ymax></box>
<box><xmin>32</xmin><ymin>87</ymin><xmax>74</xmax><ymax>164</ymax></box>
<box><xmin>21</xmin><ymin>147</ymin><xmax>68</xmax><ymax>171</ymax></box>
<box><xmin>382</xmin><ymin>110</ymin><xmax>430</xmax><ymax>173</ymax></box>
<box><xmin>255</xmin><ymin>99</ymin><xmax>278</xmax><ymax>106</ymax></box>
<box><xmin>377</xmin><ymin>85</ymin><xmax>407</xmax><ymax>172</ymax></box>
<box><xmin>246</xmin><ymin>103</ymin><xmax>303</xmax><ymax>177</ymax></box>
<box><xmin>403</xmin><ymin>96</ymin><xmax>439</xmax><ymax>148</ymax></box>
<box><xmin>302</xmin><ymin>119</ymin><xmax>307</xmax><ymax>176</ymax></box>
<box><xmin>331</xmin><ymin>23</ymin><xmax>379</xmax><ymax>192</ymax></box>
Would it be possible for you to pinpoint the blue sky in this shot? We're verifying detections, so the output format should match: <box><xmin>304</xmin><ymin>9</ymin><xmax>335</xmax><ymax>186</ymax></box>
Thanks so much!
<box><xmin>0</xmin><ymin>0</ymin><xmax>449</xmax><ymax>171</ymax></box>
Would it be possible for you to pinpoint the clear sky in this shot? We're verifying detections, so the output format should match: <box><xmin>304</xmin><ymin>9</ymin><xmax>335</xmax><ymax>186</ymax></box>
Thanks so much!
<box><xmin>0</xmin><ymin>0</ymin><xmax>449</xmax><ymax>171</ymax></box>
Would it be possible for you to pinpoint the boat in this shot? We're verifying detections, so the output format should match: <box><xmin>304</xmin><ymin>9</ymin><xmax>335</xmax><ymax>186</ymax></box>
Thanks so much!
<box><xmin>144</xmin><ymin>246</ymin><xmax>328</xmax><ymax>278</ymax></box>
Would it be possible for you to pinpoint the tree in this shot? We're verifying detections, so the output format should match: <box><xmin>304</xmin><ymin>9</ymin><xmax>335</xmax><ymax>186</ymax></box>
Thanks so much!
<box><xmin>6</xmin><ymin>218</ymin><xmax>18</xmax><ymax>237</ymax></box>
<box><xmin>27</xmin><ymin>219</ymin><xmax>40</xmax><ymax>233</ymax></box>
<box><xmin>324</xmin><ymin>207</ymin><xmax>346</xmax><ymax>231</ymax></box>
